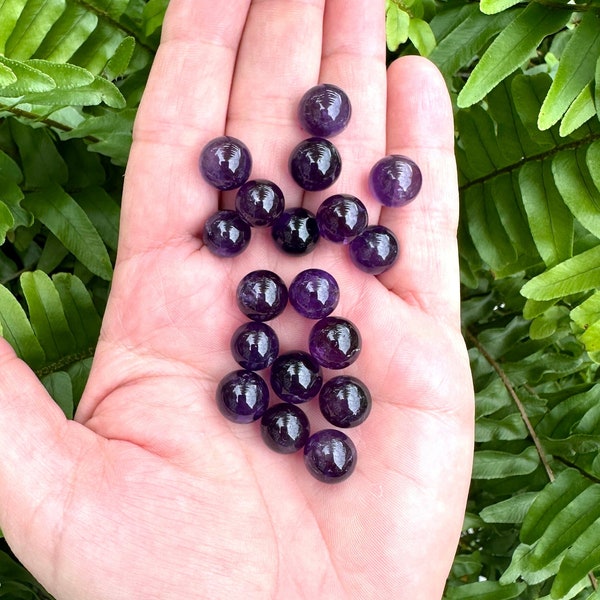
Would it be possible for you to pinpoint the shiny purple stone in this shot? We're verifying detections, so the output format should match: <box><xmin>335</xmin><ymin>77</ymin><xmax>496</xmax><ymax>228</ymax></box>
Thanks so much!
<box><xmin>236</xmin><ymin>270</ymin><xmax>288</xmax><ymax>322</ymax></box>
<box><xmin>304</xmin><ymin>429</ymin><xmax>357</xmax><ymax>483</ymax></box>
<box><xmin>202</xmin><ymin>210</ymin><xmax>251</xmax><ymax>257</ymax></box>
<box><xmin>289</xmin><ymin>268</ymin><xmax>340</xmax><ymax>319</ymax></box>
<box><xmin>316</xmin><ymin>194</ymin><xmax>368</xmax><ymax>243</ymax></box>
<box><xmin>289</xmin><ymin>137</ymin><xmax>342</xmax><ymax>191</ymax></box>
<box><xmin>216</xmin><ymin>370</ymin><xmax>269</xmax><ymax>424</ymax></box>
<box><xmin>270</xmin><ymin>351</ymin><xmax>323</xmax><ymax>404</ymax></box>
<box><xmin>272</xmin><ymin>207</ymin><xmax>320</xmax><ymax>255</ymax></box>
<box><xmin>297</xmin><ymin>84</ymin><xmax>352</xmax><ymax>138</ymax></box>
<box><xmin>319</xmin><ymin>375</ymin><xmax>372</xmax><ymax>428</ymax></box>
<box><xmin>260</xmin><ymin>403</ymin><xmax>310</xmax><ymax>454</ymax></box>
<box><xmin>348</xmin><ymin>225</ymin><xmax>398</xmax><ymax>275</ymax></box>
<box><xmin>199</xmin><ymin>136</ymin><xmax>252</xmax><ymax>191</ymax></box>
<box><xmin>230</xmin><ymin>321</ymin><xmax>279</xmax><ymax>370</ymax></box>
<box><xmin>369</xmin><ymin>155</ymin><xmax>422</xmax><ymax>207</ymax></box>
<box><xmin>309</xmin><ymin>316</ymin><xmax>361</xmax><ymax>370</ymax></box>
<box><xmin>235</xmin><ymin>179</ymin><xmax>285</xmax><ymax>227</ymax></box>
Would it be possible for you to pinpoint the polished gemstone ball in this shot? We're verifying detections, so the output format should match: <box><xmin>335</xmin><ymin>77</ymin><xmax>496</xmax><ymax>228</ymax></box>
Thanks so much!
<box><xmin>348</xmin><ymin>225</ymin><xmax>399</xmax><ymax>275</ymax></box>
<box><xmin>316</xmin><ymin>194</ymin><xmax>368</xmax><ymax>243</ymax></box>
<box><xmin>236</xmin><ymin>270</ymin><xmax>288</xmax><ymax>322</ymax></box>
<box><xmin>199</xmin><ymin>136</ymin><xmax>252</xmax><ymax>191</ymax></box>
<box><xmin>304</xmin><ymin>429</ymin><xmax>357</xmax><ymax>483</ymax></box>
<box><xmin>202</xmin><ymin>210</ymin><xmax>251</xmax><ymax>257</ymax></box>
<box><xmin>270</xmin><ymin>351</ymin><xmax>323</xmax><ymax>404</ymax></box>
<box><xmin>289</xmin><ymin>268</ymin><xmax>340</xmax><ymax>319</ymax></box>
<box><xmin>308</xmin><ymin>316</ymin><xmax>361</xmax><ymax>370</ymax></box>
<box><xmin>230</xmin><ymin>321</ymin><xmax>280</xmax><ymax>371</ymax></box>
<box><xmin>271</xmin><ymin>207</ymin><xmax>320</xmax><ymax>255</ymax></box>
<box><xmin>260</xmin><ymin>403</ymin><xmax>310</xmax><ymax>454</ymax></box>
<box><xmin>369</xmin><ymin>154</ymin><xmax>422</xmax><ymax>207</ymax></box>
<box><xmin>216</xmin><ymin>370</ymin><xmax>269</xmax><ymax>424</ymax></box>
<box><xmin>319</xmin><ymin>375</ymin><xmax>372</xmax><ymax>428</ymax></box>
<box><xmin>235</xmin><ymin>179</ymin><xmax>285</xmax><ymax>227</ymax></box>
<box><xmin>289</xmin><ymin>137</ymin><xmax>342</xmax><ymax>191</ymax></box>
<box><xmin>297</xmin><ymin>84</ymin><xmax>352</xmax><ymax>138</ymax></box>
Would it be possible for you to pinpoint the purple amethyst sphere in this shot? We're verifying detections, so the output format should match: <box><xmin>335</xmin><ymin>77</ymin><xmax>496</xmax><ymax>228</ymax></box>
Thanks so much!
<box><xmin>230</xmin><ymin>321</ymin><xmax>280</xmax><ymax>371</ymax></box>
<box><xmin>216</xmin><ymin>370</ymin><xmax>269</xmax><ymax>424</ymax></box>
<box><xmin>297</xmin><ymin>84</ymin><xmax>352</xmax><ymax>138</ymax></box>
<box><xmin>304</xmin><ymin>429</ymin><xmax>357</xmax><ymax>483</ymax></box>
<box><xmin>369</xmin><ymin>154</ymin><xmax>422</xmax><ymax>207</ymax></box>
<box><xmin>202</xmin><ymin>210</ymin><xmax>251</xmax><ymax>257</ymax></box>
<box><xmin>199</xmin><ymin>136</ymin><xmax>252</xmax><ymax>191</ymax></box>
<box><xmin>289</xmin><ymin>268</ymin><xmax>340</xmax><ymax>319</ymax></box>
<box><xmin>316</xmin><ymin>194</ymin><xmax>368</xmax><ymax>244</ymax></box>
<box><xmin>308</xmin><ymin>316</ymin><xmax>361</xmax><ymax>370</ymax></box>
<box><xmin>348</xmin><ymin>225</ymin><xmax>398</xmax><ymax>275</ymax></box>
<box><xmin>289</xmin><ymin>137</ymin><xmax>342</xmax><ymax>191</ymax></box>
<box><xmin>260</xmin><ymin>403</ymin><xmax>311</xmax><ymax>454</ymax></box>
<box><xmin>270</xmin><ymin>351</ymin><xmax>323</xmax><ymax>404</ymax></box>
<box><xmin>235</xmin><ymin>179</ymin><xmax>285</xmax><ymax>227</ymax></box>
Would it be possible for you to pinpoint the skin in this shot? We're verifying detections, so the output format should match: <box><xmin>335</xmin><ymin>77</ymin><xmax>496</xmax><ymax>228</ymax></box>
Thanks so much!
<box><xmin>0</xmin><ymin>1</ymin><xmax>474</xmax><ymax>599</ymax></box>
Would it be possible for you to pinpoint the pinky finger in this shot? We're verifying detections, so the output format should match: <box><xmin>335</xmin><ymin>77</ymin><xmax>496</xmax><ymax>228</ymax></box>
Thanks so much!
<box><xmin>376</xmin><ymin>56</ymin><xmax>461</xmax><ymax>329</ymax></box>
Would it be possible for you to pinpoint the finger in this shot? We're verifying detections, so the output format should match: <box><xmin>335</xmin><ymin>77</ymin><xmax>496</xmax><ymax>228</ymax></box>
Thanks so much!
<box><xmin>224</xmin><ymin>0</ymin><xmax>326</xmax><ymax>211</ymax></box>
<box><xmin>118</xmin><ymin>0</ymin><xmax>252</xmax><ymax>257</ymax></box>
<box><xmin>377</xmin><ymin>56</ymin><xmax>461</xmax><ymax>328</ymax></box>
<box><xmin>300</xmin><ymin>0</ymin><xmax>387</xmax><ymax>217</ymax></box>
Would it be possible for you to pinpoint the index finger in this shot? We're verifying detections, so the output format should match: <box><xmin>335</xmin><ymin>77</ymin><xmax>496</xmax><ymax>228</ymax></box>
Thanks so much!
<box><xmin>117</xmin><ymin>0</ymin><xmax>251</xmax><ymax>258</ymax></box>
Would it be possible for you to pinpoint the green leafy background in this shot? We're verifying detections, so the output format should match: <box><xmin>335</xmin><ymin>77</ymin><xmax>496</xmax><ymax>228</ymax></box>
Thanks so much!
<box><xmin>1</xmin><ymin>0</ymin><xmax>600</xmax><ymax>597</ymax></box>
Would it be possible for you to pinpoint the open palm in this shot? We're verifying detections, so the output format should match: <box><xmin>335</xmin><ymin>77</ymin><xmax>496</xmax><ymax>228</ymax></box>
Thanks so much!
<box><xmin>0</xmin><ymin>1</ymin><xmax>474</xmax><ymax>598</ymax></box>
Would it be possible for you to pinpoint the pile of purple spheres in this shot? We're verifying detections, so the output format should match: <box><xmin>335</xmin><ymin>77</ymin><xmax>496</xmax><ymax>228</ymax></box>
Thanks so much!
<box><xmin>203</xmin><ymin>84</ymin><xmax>423</xmax><ymax>484</ymax></box>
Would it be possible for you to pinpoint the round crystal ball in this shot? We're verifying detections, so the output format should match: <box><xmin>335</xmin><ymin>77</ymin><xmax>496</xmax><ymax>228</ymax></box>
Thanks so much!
<box><xmin>216</xmin><ymin>370</ymin><xmax>269</xmax><ymax>424</ymax></box>
<box><xmin>199</xmin><ymin>136</ymin><xmax>252</xmax><ymax>191</ymax></box>
<box><xmin>230</xmin><ymin>321</ymin><xmax>279</xmax><ymax>371</ymax></box>
<box><xmin>260</xmin><ymin>403</ymin><xmax>310</xmax><ymax>454</ymax></box>
<box><xmin>235</xmin><ymin>179</ymin><xmax>285</xmax><ymax>227</ymax></box>
<box><xmin>304</xmin><ymin>429</ymin><xmax>357</xmax><ymax>483</ymax></box>
<box><xmin>319</xmin><ymin>375</ymin><xmax>372</xmax><ymax>428</ymax></box>
<box><xmin>369</xmin><ymin>154</ymin><xmax>422</xmax><ymax>207</ymax></box>
<box><xmin>271</xmin><ymin>207</ymin><xmax>320</xmax><ymax>255</ymax></box>
<box><xmin>289</xmin><ymin>137</ymin><xmax>342</xmax><ymax>191</ymax></box>
<box><xmin>236</xmin><ymin>270</ymin><xmax>288</xmax><ymax>322</ymax></box>
<box><xmin>270</xmin><ymin>351</ymin><xmax>323</xmax><ymax>404</ymax></box>
<box><xmin>297</xmin><ymin>83</ymin><xmax>352</xmax><ymax>138</ymax></box>
<box><xmin>289</xmin><ymin>268</ymin><xmax>340</xmax><ymax>319</ymax></box>
<box><xmin>309</xmin><ymin>316</ymin><xmax>361</xmax><ymax>369</ymax></box>
<box><xmin>316</xmin><ymin>194</ymin><xmax>368</xmax><ymax>244</ymax></box>
<box><xmin>348</xmin><ymin>225</ymin><xmax>399</xmax><ymax>275</ymax></box>
<box><xmin>202</xmin><ymin>210</ymin><xmax>251</xmax><ymax>257</ymax></box>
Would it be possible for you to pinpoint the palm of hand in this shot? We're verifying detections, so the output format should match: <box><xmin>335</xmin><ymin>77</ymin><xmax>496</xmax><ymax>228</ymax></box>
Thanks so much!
<box><xmin>0</xmin><ymin>1</ymin><xmax>474</xmax><ymax>599</ymax></box>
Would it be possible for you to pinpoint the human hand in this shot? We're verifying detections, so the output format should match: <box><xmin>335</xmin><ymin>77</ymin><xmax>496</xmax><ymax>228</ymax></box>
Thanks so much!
<box><xmin>0</xmin><ymin>1</ymin><xmax>474</xmax><ymax>598</ymax></box>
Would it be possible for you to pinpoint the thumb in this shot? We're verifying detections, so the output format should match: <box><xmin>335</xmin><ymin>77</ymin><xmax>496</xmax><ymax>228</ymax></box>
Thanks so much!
<box><xmin>0</xmin><ymin>339</ymin><xmax>88</xmax><ymax>581</ymax></box>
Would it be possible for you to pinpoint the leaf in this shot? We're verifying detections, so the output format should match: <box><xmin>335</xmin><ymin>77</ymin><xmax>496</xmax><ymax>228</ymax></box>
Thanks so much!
<box><xmin>538</xmin><ymin>12</ymin><xmax>600</xmax><ymax>131</ymax></box>
<box><xmin>0</xmin><ymin>54</ymin><xmax>55</xmax><ymax>95</ymax></box>
<box><xmin>521</xmin><ymin>245</ymin><xmax>600</xmax><ymax>301</ymax></box>
<box><xmin>0</xmin><ymin>62</ymin><xmax>17</xmax><ymax>87</ymax></box>
<box><xmin>20</xmin><ymin>270</ymin><xmax>76</xmax><ymax>362</ymax></box>
<box><xmin>104</xmin><ymin>35</ymin><xmax>135</xmax><ymax>79</ymax></box>
<box><xmin>34</xmin><ymin>3</ymin><xmax>98</xmax><ymax>63</ymax></box>
<box><xmin>52</xmin><ymin>272</ymin><xmax>101</xmax><ymax>353</ymax></box>
<box><xmin>143</xmin><ymin>0</ymin><xmax>168</xmax><ymax>36</ymax></box>
<box><xmin>4</xmin><ymin>0</ymin><xmax>66</xmax><ymax>60</ymax></box>
<box><xmin>24</xmin><ymin>59</ymin><xmax>94</xmax><ymax>88</ymax></box>
<box><xmin>408</xmin><ymin>18</ymin><xmax>436</xmax><ymax>57</ymax></box>
<box><xmin>0</xmin><ymin>284</ymin><xmax>45</xmax><ymax>369</ymax></box>
<box><xmin>0</xmin><ymin>0</ymin><xmax>27</xmax><ymax>55</ymax></box>
<box><xmin>476</xmin><ymin>413</ymin><xmax>528</xmax><ymax>442</ymax></box>
<box><xmin>74</xmin><ymin>187</ymin><xmax>120</xmax><ymax>251</ymax></box>
<box><xmin>457</xmin><ymin>4</ymin><xmax>571</xmax><ymax>108</ymax></box>
<box><xmin>41</xmin><ymin>371</ymin><xmax>73</xmax><ymax>418</ymax></box>
<box><xmin>471</xmin><ymin>446</ymin><xmax>539</xmax><ymax>479</ymax></box>
<box><xmin>553</xmin><ymin>148</ymin><xmax>600</xmax><ymax>239</ymax></box>
<box><xmin>445</xmin><ymin>580</ymin><xmax>527</xmax><ymax>599</ymax></box>
<box><xmin>22</xmin><ymin>185</ymin><xmax>113</xmax><ymax>280</ymax></box>
<box><xmin>429</xmin><ymin>7</ymin><xmax>515</xmax><ymax>80</ymax></box>
<box><xmin>521</xmin><ymin>468</ymin><xmax>591</xmax><ymax>544</ymax></box>
<box><xmin>0</xmin><ymin>200</ymin><xmax>15</xmax><ymax>244</ymax></box>
<box><xmin>480</xmin><ymin>492</ymin><xmax>538</xmax><ymax>524</ymax></box>
<box><xmin>386</xmin><ymin>3</ymin><xmax>409</xmax><ymax>52</ymax></box>
<box><xmin>10</xmin><ymin>118</ymin><xmax>68</xmax><ymax>187</ymax></box>
<box><xmin>559</xmin><ymin>84</ymin><xmax>596</xmax><ymax>137</ymax></box>
<box><xmin>69</xmin><ymin>20</ymin><xmax>126</xmax><ymax>76</ymax></box>
<box><xmin>480</xmin><ymin>0</ymin><xmax>522</xmax><ymax>15</ymax></box>
<box><xmin>84</xmin><ymin>0</ymin><xmax>129</xmax><ymax>20</ymax></box>
<box><xmin>519</xmin><ymin>160</ymin><xmax>573</xmax><ymax>267</ymax></box>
